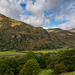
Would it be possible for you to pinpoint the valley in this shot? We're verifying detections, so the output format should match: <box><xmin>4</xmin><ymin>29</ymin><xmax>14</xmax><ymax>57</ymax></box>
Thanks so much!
<box><xmin>0</xmin><ymin>13</ymin><xmax>75</xmax><ymax>75</ymax></box>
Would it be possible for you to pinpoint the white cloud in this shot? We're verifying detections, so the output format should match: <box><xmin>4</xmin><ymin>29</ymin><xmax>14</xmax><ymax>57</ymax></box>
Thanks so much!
<box><xmin>54</xmin><ymin>0</ymin><xmax>75</xmax><ymax>21</ymax></box>
<box><xmin>46</xmin><ymin>0</ymin><xmax>59</xmax><ymax>10</ymax></box>
<box><xmin>20</xmin><ymin>15</ymin><xmax>50</xmax><ymax>27</ymax></box>
<box><xmin>26</xmin><ymin>0</ymin><xmax>46</xmax><ymax>16</ymax></box>
<box><xmin>0</xmin><ymin>0</ymin><xmax>26</xmax><ymax>20</ymax></box>
<box><xmin>58</xmin><ymin>20</ymin><xmax>75</xmax><ymax>30</ymax></box>
<box><xmin>52</xmin><ymin>26</ymin><xmax>58</xmax><ymax>28</ymax></box>
<box><xmin>0</xmin><ymin>0</ymin><xmax>75</xmax><ymax>29</ymax></box>
<box><xmin>20</xmin><ymin>0</ymin><xmax>50</xmax><ymax>26</ymax></box>
<box><xmin>55</xmin><ymin>15</ymin><xmax>64</xmax><ymax>21</ymax></box>
<box><xmin>0</xmin><ymin>0</ymin><xmax>22</xmax><ymax>19</ymax></box>
<box><xmin>43</xmin><ymin>27</ymin><xmax>48</xmax><ymax>29</ymax></box>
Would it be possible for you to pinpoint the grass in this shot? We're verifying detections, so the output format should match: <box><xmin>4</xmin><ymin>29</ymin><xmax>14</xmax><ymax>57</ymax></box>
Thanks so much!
<box><xmin>69</xmin><ymin>72</ymin><xmax>75</xmax><ymax>75</ymax></box>
<box><xmin>31</xmin><ymin>48</ymin><xmax>71</xmax><ymax>54</ymax></box>
<box><xmin>0</xmin><ymin>50</ymin><xmax>58</xmax><ymax>58</ymax></box>
<box><xmin>0</xmin><ymin>48</ymin><xmax>74</xmax><ymax>58</ymax></box>
<box><xmin>38</xmin><ymin>69</ymin><xmax>53</xmax><ymax>75</ymax></box>
<box><xmin>0</xmin><ymin>51</ymin><xmax>19</xmax><ymax>54</ymax></box>
<box><xmin>32</xmin><ymin>50</ymin><xmax>58</xmax><ymax>54</ymax></box>
<box><xmin>0</xmin><ymin>51</ymin><xmax>25</xmax><ymax>58</ymax></box>
<box><xmin>38</xmin><ymin>69</ymin><xmax>75</xmax><ymax>75</ymax></box>
<box><xmin>22</xmin><ymin>47</ymin><xmax>68</xmax><ymax>54</ymax></box>
<box><xmin>60</xmin><ymin>71</ymin><xmax>75</xmax><ymax>75</ymax></box>
<box><xmin>0</xmin><ymin>49</ymin><xmax>58</xmax><ymax>58</ymax></box>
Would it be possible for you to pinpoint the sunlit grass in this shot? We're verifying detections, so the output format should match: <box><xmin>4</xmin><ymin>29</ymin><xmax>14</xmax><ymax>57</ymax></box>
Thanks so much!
<box><xmin>0</xmin><ymin>48</ymin><xmax>74</xmax><ymax>58</ymax></box>
<box><xmin>38</xmin><ymin>69</ymin><xmax>53</xmax><ymax>75</ymax></box>
<box><xmin>60</xmin><ymin>71</ymin><xmax>75</xmax><ymax>75</ymax></box>
<box><xmin>38</xmin><ymin>70</ymin><xmax>75</xmax><ymax>75</ymax></box>
<box><xmin>0</xmin><ymin>51</ymin><xmax>19</xmax><ymax>54</ymax></box>
<box><xmin>0</xmin><ymin>51</ymin><xmax>25</xmax><ymax>58</ymax></box>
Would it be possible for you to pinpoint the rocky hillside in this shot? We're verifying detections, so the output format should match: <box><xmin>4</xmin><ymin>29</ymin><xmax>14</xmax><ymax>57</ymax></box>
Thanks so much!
<box><xmin>0</xmin><ymin>13</ymin><xmax>64</xmax><ymax>51</ymax></box>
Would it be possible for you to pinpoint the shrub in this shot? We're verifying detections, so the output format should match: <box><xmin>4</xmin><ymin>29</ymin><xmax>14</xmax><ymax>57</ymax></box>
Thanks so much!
<box><xmin>17</xmin><ymin>52</ymin><xmax>37</xmax><ymax>66</ymax></box>
<box><xmin>0</xmin><ymin>58</ymin><xmax>20</xmax><ymax>75</ymax></box>
<box><xmin>54</xmin><ymin>62</ymin><xmax>67</xmax><ymax>74</ymax></box>
<box><xmin>46</xmin><ymin>53</ymin><xmax>57</xmax><ymax>69</ymax></box>
<box><xmin>57</xmin><ymin>49</ymin><xmax>75</xmax><ymax>72</ymax></box>
<box><xmin>25</xmin><ymin>51</ymin><xmax>37</xmax><ymax>59</ymax></box>
<box><xmin>19</xmin><ymin>59</ymin><xmax>40</xmax><ymax>75</ymax></box>
<box><xmin>37</xmin><ymin>53</ymin><xmax>47</xmax><ymax>68</ymax></box>
<box><xmin>4</xmin><ymin>71</ymin><xmax>14</xmax><ymax>75</ymax></box>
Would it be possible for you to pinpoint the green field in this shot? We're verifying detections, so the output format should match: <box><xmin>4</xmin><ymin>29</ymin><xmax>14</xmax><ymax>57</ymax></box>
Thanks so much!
<box><xmin>0</xmin><ymin>49</ymin><xmax>62</xmax><ymax>58</ymax></box>
<box><xmin>60</xmin><ymin>71</ymin><xmax>75</xmax><ymax>75</ymax></box>
<box><xmin>38</xmin><ymin>69</ymin><xmax>75</xmax><ymax>75</ymax></box>
<box><xmin>0</xmin><ymin>50</ymin><xmax>56</xmax><ymax>58</ymax></box>
<box><xmin>0</xmin><ymin>51</ymin><xmax>25</xmax><ymax>58</ymax></box>
<box><xmin>38</xmin><ymin>69</ymin><xmax>53</xmax><ymax>75</ymax></box>
<box><xmin>0</xmin><ymin>48</ymin><xmax>74</xmax><ymax>58</ymax></box>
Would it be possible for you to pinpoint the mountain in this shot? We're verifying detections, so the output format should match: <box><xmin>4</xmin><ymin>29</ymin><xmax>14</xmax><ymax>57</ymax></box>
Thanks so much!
<box><xmin>46</xmin><ymin>28</ymin><xmax>75</xmax><ymax>48</ymax></box>
<box><xmin>69</xmin><ymin>28</ymin><xmax>75</xmax><ymax>32</ymax></box>
<box><xmin>0</xmin><ymin>13</ymin><xmax>64</xmax><ymax>51</ymax></box>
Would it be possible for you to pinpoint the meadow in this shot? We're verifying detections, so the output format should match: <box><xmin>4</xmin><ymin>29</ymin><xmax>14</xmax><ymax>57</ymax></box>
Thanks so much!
<box><xmin>38</xmin><ymin>69</ymin><xmax>75</xmax><ymax>75</ymax></box>
<box><xmin>0</xmin><ymin>48</ymin><xmax>67</xmax><ymax>58</ymax></box>
<box><xmin>0</xmin><ymin>51</ymin><xmax>25</xmax><ymax>58</ymax></box>
<box><xmin>38</xmin><ymin>69</ymin><xmax>53</xmax><ymax>75</ymax></box>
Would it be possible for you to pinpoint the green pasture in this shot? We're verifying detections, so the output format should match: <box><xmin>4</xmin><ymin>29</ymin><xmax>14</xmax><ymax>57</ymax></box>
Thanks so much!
<box><xmin>38</xmin><ymin>69</ymin><xmax>53</xmax><ymax>75</ymax></box>
<box><xmin>38</xmin><ymin>69</ymin><xmax>75</xmax><ymax>75</ymax></box>
<box><xmin>0</xmin><ymin>51</ymin><xmax>25</xmax><ymax>58</ymax></box>
<box><xmin>60</xmin><ymin>71</ymin><xmax>75</xmax><ymax>75</ymax></box>
<box><xmin>0</xmin><ymin>48</ymin><xmax>74</xmax><ymax>58</ymax></box>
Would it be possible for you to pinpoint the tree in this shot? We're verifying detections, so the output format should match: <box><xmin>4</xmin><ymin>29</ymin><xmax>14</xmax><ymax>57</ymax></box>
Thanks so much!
<box><xmin>0</xmin><ymin>58</ymin><xmax>20</xmax><ymax>75</ymax></box>
<box><xmin>4</xmin><ymin>71</ymin><xmax>14</xmax><ymax>75</ymax></box>
<box><xmin>57</xmin><ymin>49</ymin><xmax>75</xmax><ymax>72</ymax></box>
<box><xmin>54</xmin><ymin>62</ymin><xmax>67</xmax><ymax>74</ymax></box>
<box><xmin>37</xmin><ymin>53</ymin><xmax>47</xmax><ymax>68</ymax></box>
<box><xmin>19</xmin><ymin>59</ymin><xmax>40</xmax><ymax>75</ymax></box>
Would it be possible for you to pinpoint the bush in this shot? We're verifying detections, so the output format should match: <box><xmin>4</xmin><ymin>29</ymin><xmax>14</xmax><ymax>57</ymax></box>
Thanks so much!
<box><xmin>17</xmin><ymin>52</ymin><xmax>37</xmax><ymax>66</ymax></box>
<box><xmin>54</xmin><ymin>62</ymin><xmax>67</xmax><ymax>74</ymax></box>
<box><xmin>57</xmin><ymin>49</ymin><xmax>75</xmax><ymax>72</ymax></box>
<box><xmin>37</xmin><ymin>53</ymin><xmax>47</xmax><ymax>68</ymax></box>
<box><xmin>25</xmin><ymin>51</ymin><xmax>37</xmax><ymax>59</ymax></box>
<box><xmin>4</xmin><ymin>71</ymin><xmax>14</xmax><ymax>75</ymax></box>
<box><xmin>0</xmin><ymin>58</ymin><xmax>20</xmax><ymax>75</ymax></box>
<box><xmin>46</xmin><ymin>53</ymin><xmax>57</xmax><ymax>69</ymax></box>
<box><xmin>19</xmin><ymin>59</ymin><xmax>40</xmax><ymax>75</ymax></box>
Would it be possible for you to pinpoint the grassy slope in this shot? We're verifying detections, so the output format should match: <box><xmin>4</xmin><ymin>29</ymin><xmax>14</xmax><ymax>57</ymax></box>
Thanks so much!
<box><xmin>38</xmin><ymin>69</ymin><xmax>75</xmax><ymax>75</ymax></box>
<box><xmin>60</xmin><ymin>71</ymin><xmax>75</xmax><ymax>75</ymax></box>
<box><xmin>0</xmin><ymin>48</ymin><xmax>62</xmax><ymax>58</ymax></box>
<box><xmin>0</xmin><ymin>51</ymin><xmax>26</xmax><ymax>58</ymax></box>
<box><xmin>38</xmin><ymin>69</ymin><xmax>53</xmax><ymax>75</ymax></box>
<box><xmin>0</xmin><ymin>48</ymin><xmax>74</xmax><ymax>58</ymax></box>
<box><xmin>0</xmin><ymin>50</ymin><xmax>57</xmax><ymax>58</ymax></box>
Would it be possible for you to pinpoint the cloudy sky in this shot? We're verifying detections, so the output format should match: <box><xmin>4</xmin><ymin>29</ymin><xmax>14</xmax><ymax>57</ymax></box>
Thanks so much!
<box><xmin>0</xmin><ymin>0</ymin><xmax>75</xmax><ymax>30</ymax></box>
